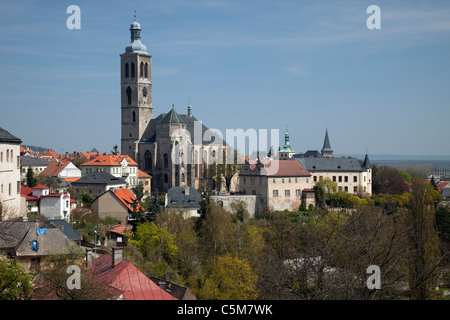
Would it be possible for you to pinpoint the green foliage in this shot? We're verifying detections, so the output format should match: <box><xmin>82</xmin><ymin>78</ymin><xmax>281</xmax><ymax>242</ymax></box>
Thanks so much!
<box><xmin>130</xmin><ymin>222</ymin><xmax>178</xmax><ymax>263</ymax></box>
<box><xmin>26</xmin><ymin>167</ymin><xmax>37</xmax><ymax>188</ymax></box>
<box><xmin>195</xmin><ymin>255</ymin><xmax>258</xmax><ymax>300</ymax></box>
<box><xmin>79</xmin><ymin>189</ymin><xmax>95</xmax><ymax>208</ymax></box>
<box><xmin>0</xmin><ymin>258</ymin><xmax>34</xmax><ymax>300</ymax></box>
<box><xmin>436</xmin><ymin>206</ymin><xmax>450</xmax><ymax>243</ymax></box>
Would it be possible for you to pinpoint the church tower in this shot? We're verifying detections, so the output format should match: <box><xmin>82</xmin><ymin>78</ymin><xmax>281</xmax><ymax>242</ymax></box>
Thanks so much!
<box><xmin>121</xmin><ymin>14</ymin><xmax>152</xmax><ymax>161</ymax></box>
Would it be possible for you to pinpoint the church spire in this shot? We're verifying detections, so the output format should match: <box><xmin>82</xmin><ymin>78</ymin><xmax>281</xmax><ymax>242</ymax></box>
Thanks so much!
<box><xmin>125</xmin><ymin>13</ymin><xmax>148</xmax><ymax>54</ymax></box>
<box><xmin>321</xmin><ymin>128</ymin><xmax>333</xmax><ymax>158</ymax></box>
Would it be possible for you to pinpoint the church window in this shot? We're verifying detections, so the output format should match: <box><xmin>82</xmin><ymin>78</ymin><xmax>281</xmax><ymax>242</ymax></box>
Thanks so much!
<box><xmin>131</xmin><ymin>62</ymin><xmax>135</xmax><ymax>78</ymax></box>
<box><xmin>144</xmin><ymin>63</ymin><xmax>148</xmax><ymax>78</ymax></box>
<box><xmin>164</xmin><ymin>153</ymin><xmax>169</xmax><ymax>169</ymax></box>
<box><xmin>140</xmin><ymin>62</ymin><xmax>144</xmax><ymax>78</ymax></box>
<box><xmin>126</xmin><ymin>86</ymin><xmax>132</xmax><ymax>105</ymax></box>
<box><xmin>181</xmin><ymin>173</ymin><xmax>185</xmax><ymax>183</ymax></box>
<box><xmin>125</xmin><ymin>63</ymin><xmax>129</xmax><ymax>78</ymax></box>
<box><xmin>144</xmin><ymin>151</ymin><xmax>152</xmax><ymax>171</ymax></box>
<box><xmin>143</xmin><ymin>87</ymin><xmax>147</xmax><ymax>97</ymax></box>
<box><xmin>164</xmin><ymin>173</ymin><xmax>168</xmax><ymax>183</ymax></box>
<box><xmin>132</xmin><ymin>111</ymin><xmax>136</xmax><ymax>122</ymax></box>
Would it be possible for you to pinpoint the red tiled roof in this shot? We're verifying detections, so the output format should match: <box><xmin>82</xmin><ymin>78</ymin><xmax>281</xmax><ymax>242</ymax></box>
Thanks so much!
<box><xmin>249</xmin><ymin>160</ymin><xmax>311</xmax><ymax>177</ymax></box>
<box><xmin>32</xmin><ymin>184</ymin><xmax>50</xmax><ymax>190</ymax></box>
<box><xmin>109</xmin><ymin>224</ymin><xmax>131</xmax><ymax>236</ymax></box>
<box><xmin>40</xmin><ymin>160</ymin><xmax>70</xmax><ymax>177</ymax></box>
<box><xmin>81</xmin><ymin>154</ymin><xmax>138</xmax><ymax>167</ymax></box>
<box><xmin>138</xmin><ymin>169</ymin><xmax>151</xmax><ymax>178</ymax></box>
<box><xmin>42</xmin><ymin>149</ymin><xmax>61</xmax><ymax>159</ymax></box>
<box><xmin>91</xmin><ymin>254</ymin><xmax>177</xmax><ymax>300</ymax></box>
<box><xmin>113</xmin><ymin>188</ymin><xmax>142</xmax><ymax>212</ymax></box>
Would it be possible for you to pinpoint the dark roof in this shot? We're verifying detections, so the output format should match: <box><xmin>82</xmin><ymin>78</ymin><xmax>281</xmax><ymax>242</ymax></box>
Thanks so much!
<box><xmin>72</xmin><ymin>171</ymin><xmax>126</xmax><ymax>185</ymax></box>
<box><xmin>362</xmin><ymin>154</ymin><xmax>371</xmax><ymax>169</ymax></box>
<box><xmin>140</xmin><ymin>107</ymin><xmax>225</xmax><ymax>146</ymax></box>
<box><xmin>293</xmin><ymin>150</ymin><xmax>323</xmax><ymax>158</ymax></box>
<box><xmin>20</xmin><ymin>155</ymin><xmax>51</xmax><ymax>166</ymax></box>
<box><xmin>40</xmin><ymin>219</ymin><xmax>82</xmax><ymax>241</ymax></box>
<box><xmin>321</xmin><ymin>129</ymin><xmax>332</xmax><ymax>153</ymax></box>
<box><xmin>0</xmin><ymin>220</ymin><xmax>73</xmax><ymax>257</ymax></box>
<box><xmin>158</xmin><ymin>107</ymin><xmax>184</xmax><ymax>125</ymax></box>
<box><xmin>166</xmin><ymin>186</ymin><xmax>202</xmax><ymax>208</ymax></box>
<box><xmin>296</xmin><ymin>157</ymin><xmax>367</xmax><ymax>172</ymax></box>
<box><xmin>150</xmin><ymin>276</ymin><xmax>196</xmax><ymax>300</ymax></box>
<box><xmin>0</xmin><ymin>126</ymin><xmax>21</xmax><ymax>144</ymax></box>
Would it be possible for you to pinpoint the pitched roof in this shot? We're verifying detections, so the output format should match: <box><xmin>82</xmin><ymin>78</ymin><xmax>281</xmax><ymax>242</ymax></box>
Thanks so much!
<box><xmin>297</xmin><ymin>157</ymin><xmax>368</xmax><ymax>172</ymax></box>
<box><xmin>42</xmin><ymin>149</ymin><xmax>60</xmax><ymax>159</ymax></box>
<box><xmin>113</xmin><ymin>188</ymin><xmax>142</xmax><ymax>212</ymax></box>
<box><xmin>20</xmin><ymin>156</ymin><xmax>51</xmax><ymax>167</ymax></box>
<box><xmin>91</xmin><ymin>254</ymin><xmax>177</xmax><ymax>300</ymax></box>
<box><xmin>40</xmin><ymin>160</ymin><xmax>70</xmax><ymax>177</ymax></box>
<box><xmin>242</xmin><ymin>160</ymin><xmax>311</xmax><ymax>177</ymax></box>
<box><xmin>72</xmin><ymin>171</ymin><xmax>126</xmax><ymax>185</ymax></box>
<box><xmin>0</xmin><ymin>126</ymin><xmax>21</xmax><ymax>144</ymax></box>
<box><xmin>166</xmin><ymin>186</ymin><xmax>202</xmax><ymax>208</ymax></box>
<box><xmin>321</xmin><ymin>129</ymin><xmax>332</xmax><ymax>153</ymax></box>
<box><xmin>108</xmin><ymin>224</ymin><xmax>131</xmax><ymax>236</ymax></box>
<box><xmin>81</xmin><ymin>154</ymin><xmax>138</xmax><ymax>167</ymax></box>
<box><xmin>158</xmin><ymin>107</ymin><xmax>184</xmax><ymax>125</ymax></box>
<box><xmin>138</xmin><ymin>169</ymin><xmax>151</xmax><ymax>178</ymax></box>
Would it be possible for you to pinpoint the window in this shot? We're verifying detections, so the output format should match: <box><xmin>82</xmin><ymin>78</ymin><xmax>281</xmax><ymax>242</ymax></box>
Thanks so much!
<box><xmin>333</xmin><ymin>176</ymin><xmax>336</xmax><ymax>182</ymax></box>
<box><xmin>9</xmin><ymin>183</ymin><xmax>11</xmax><ymax>196</ymax></box>
<box><xmin>288</xmin><ymin>178</ymin><xmax>291</xmax><ymax>183</ymax></box>
<box><xmin>354</xmin><ymin>176</ymin><xmax>357</xmax><ymax>183</ymax></box>
<box><xmin>251</xmin><ymin>178</ymin><xmax>255</xmax><ymax>185</ymax></box>
<box><xmin>282</xmin><ymin>178</ymin><xmax>285</xmax><ymax>184</ymax></box>
<box><xmin>296</xmin><ymin>189</ymin><xmax>301</xmax><ymax>196</ymax></box>
<box><xmin>295</xmin><ymin>178</ymin><xmax>298</xmax><ymax>183</ymax></box>
<box><xmin>126</xmin><ymin>86</ymin><xmax>132</xmax><ymax>105</ymax></box>
<box><xmin>252</xmin><ymin>190</ymin><xmax>256</xmax><ymax>195</ymax></box>
<box><xmin>344</xmin><ymin>176</ymin><xmax>348</xmax><ymax>183</ymax></box>
<box><xmin>164</xmin><ymin>153</ymin><xmax>169</xmax><ymax>169</ymax></box>
<box><xmin>125</xmin><ymin>63</ymin><xmax>129</xmax><ymax>78</ymax></box>
<box><xmin>338</xmin><ymin>176</ymin><xmax>342</xmax><ymax>182</ymax></box>
<box><xmin>17</xmin><ymin>156</ymin><xmax>20</xmax><ymax>169</ymax></box>
<box><xmin>164</xmin><ymin>173</ymin><xmax>169</xmax><ymax>183</ymax></box>
<box><xmin>273</xmin><ymin>190</ymin><xmax>279</xmax><ymax>197</ymax></box>
<box><xmin>344</xmin><ymin>186</ymin><xmax>348</xmax><ymax>192</ymax></box>
<box><xmin>354</xmin><ymin>186</ymin><xmax>358</xmax><ymax>193</ymax></box>
<box><xmin>313</xmin><ymin>176</ymin><xmax>317</xmax><ymax>182</ymax></box>
<box><xmin>132</xmin><ymin>111</ymin><xmax>136</xmax><ymax>122</ymax></box>
<box><xmin>285</xmin><ymin>190</ymin><xmax>290</xmax><ymax>197</ymax></box>
<box><xmin>243</xmin><ymin>178</ymin><xmax>246</xmax><ymax>185</ymax></box>
<box><xmin>144</xmin><ymin>62</ymin><xmax>148</xmax><ymax>78</ymax></box>
<box><xmin>6</xmin><ymin>150</ymin><xmax>9</xmax><ymax>162</ymax></box>
<box><xmin>17</xmin><ymin>181</ymin><xmax>20</xmax><ymax>194</ymax></box>
<box><xmin>143</xmin><ymin>87</ymin><xmax>148</xmax><ymax>97</ymax></box>
<box><xmin>144</xmin><ymin>150</ymin><xmax>152</xmax><ymax>171</ymax></box>
<box><xmin>131</xmin><ymin>62</ymin><xmax>135</xmax><ymax>78</ymax></box>
<box><xmin>140</xmin><ymin>62</ymin><xmax>144</xmax><ymax>77</ymax></box>
<box><xmin>273</xmin><ymin>178</ymin><xmax>276</xmax><ymax>183</ymax></box>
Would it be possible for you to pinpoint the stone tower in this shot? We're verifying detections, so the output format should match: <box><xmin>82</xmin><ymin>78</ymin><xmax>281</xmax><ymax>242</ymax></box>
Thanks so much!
<box><xmin>120</xmin><ymin>14</ymin><xmax>152</xmax><ymax>161</ymax></box>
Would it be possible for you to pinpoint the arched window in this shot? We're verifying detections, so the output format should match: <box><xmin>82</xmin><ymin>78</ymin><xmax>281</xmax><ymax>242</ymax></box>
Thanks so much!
<box><xmin>144</xmin><ymin>150</ymin><xmax>152</xmax><ymax>171</ymax></box>
<box><xmin>131</xmin><ymin>62</ymin><xmax>135</xmax><ymax>78</ymax></box>
<box><xmin>126</xmin><ymin>86</ymin><xmax>132</xmax><ymax>105</ymax></box>
<box><xmin>164</xmin><ymin>173</ymin><xmax>169</xmax><ymax>183</ymax></box>
<box><xmin>140</xmin><ymin>62</ymin><xmax>144</xmax><ymax>78</ymax></box>
<box><xmin>125</xmin><ymin>63</ymin><xmax>129</xmax><ymax>78</ymax></box>
<box><xmin>181</xmin><ymin>173</ymin><xmax>185</xmax><ymax>183</ymax></box>
<box><xmin>144</xmin><ymin>63</ymin><xmax>148</xmax><ymax>78</ymax></box>
<box><xmin>143</xmin><ymin>87</ymin><xmax>147</xmax><ymax>97</ymax></box>
<box><xmin>163</xmin><ymin>153</ymin><xmax>169</xmax><ymax>169</ymax></box>
<box><xmin>132</xmin><ymin>111</ymin><xmax>136</xmax><ymax>122</ymax></box>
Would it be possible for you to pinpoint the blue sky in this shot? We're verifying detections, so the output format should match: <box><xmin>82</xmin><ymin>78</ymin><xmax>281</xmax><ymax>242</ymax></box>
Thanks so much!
<box><xmin>1</xmin><ymin>0</ymin><xmax>449</xmax><ymax>157</ymax></box>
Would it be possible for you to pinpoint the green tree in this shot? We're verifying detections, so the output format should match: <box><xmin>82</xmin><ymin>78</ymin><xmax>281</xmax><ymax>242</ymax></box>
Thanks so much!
<box><xmin>197</xmin><ymin>255</ymin><xmax>258</xmax><ymax>300</ymax></box>
<box><xmin>406</xmin><ymin>175</ymin><xmax>442</xmax><ymax>300</ymax></box>
<box><xmin>26</xmin><ymin>167</ymin><xmax>37</xmax><ymax>188</ymax></box>
<box><xmin>79</xmin><ymin>189</ymin><xmax>94</xmax><ymax>208</ymax></box>
<box><xmin>0</xmin><ymin>257</ymin><xmax>34</xmax><ymax>300</ymax></box>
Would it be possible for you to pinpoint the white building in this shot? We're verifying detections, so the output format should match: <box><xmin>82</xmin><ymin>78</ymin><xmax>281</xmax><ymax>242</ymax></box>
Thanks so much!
<box><xmin>20</xmin><ymin>155</ymin><xmax>51</xmax><ymax>181</ymax></box>
<box><xmin>81</xmin><ymin>154</ymin><xmax>139</xmax><ymax>189</ymax></box>
<box><xmin>0</xmin><ymin>126</ymin><xmax>23</xmax><ymax>219</ymax></box>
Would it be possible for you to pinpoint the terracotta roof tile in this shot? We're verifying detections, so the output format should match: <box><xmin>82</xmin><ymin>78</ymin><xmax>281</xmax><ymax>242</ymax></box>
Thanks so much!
<box><xmin>113</xmin><ymin>188</ymin><xmax>142</xmax><ymax>212</ymax></box>
<box><xmin>81</xmin><ymin>154</ymin><xmax>138</xmax><ymax>167</ymax></box>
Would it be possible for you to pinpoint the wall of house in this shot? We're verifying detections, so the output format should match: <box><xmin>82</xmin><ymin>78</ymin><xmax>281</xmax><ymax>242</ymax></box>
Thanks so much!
<box><xmin>309</xmin><ymin>169</ymin><xmax>372</xmax><ymax>195</ymax></box>
<box><xmin>210</xmin><ymin>194</ymin><xmax>264</xmax><ymax>218</ymax></box>
<box><xmin>40</xmin><ymin>195</ymin><xmax>68</xmax><ymax>220</ymax></box>
<box><xmin>91</xmin><ymin>191</ymin><xmax>129</xmax><ymax>225</ymax></box>
<box><xmin>267</xmin><ymin>176</ymin><xmax>311</xmax><ymax>212</ymax></box>
<box><xmin>0</xmin><ymin>142</ymin><xmax>22</xmax><ymax>218</ymax></box>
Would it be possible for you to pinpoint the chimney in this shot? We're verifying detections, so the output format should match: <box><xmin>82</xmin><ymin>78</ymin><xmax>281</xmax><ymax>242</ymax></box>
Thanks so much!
<box><xmin>112</xmin><ymin>247</ymin><xmax>123</xmax><ymax>267</ymax></box>
<box><xmin>185</xmin><ymin>186</ymin><xmax>190</xmax><ymax>196</ymax></box>
<box><xmin>85</xmin><ymin>248</ymin><xmax>92</xmax><ymax>268</ymax></box>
